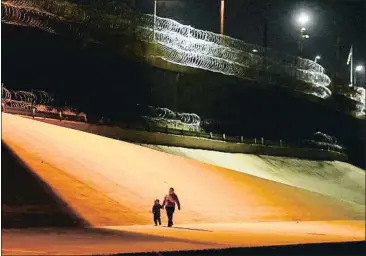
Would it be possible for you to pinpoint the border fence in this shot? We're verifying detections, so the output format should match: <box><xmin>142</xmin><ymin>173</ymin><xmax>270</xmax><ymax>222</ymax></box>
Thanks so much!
<box><xmin>3</xmin><ymin>105</ymin><xmax>87</xmax><ymax>123</ymax></box>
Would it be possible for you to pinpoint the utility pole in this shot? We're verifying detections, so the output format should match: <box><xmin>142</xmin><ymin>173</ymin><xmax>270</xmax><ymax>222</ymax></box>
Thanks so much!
<box><xmin>220</xmin><ymin>0</ymin><xmax>225</xmax><ymax>35</ymax></box>
<box><xmin>262</xmin><ymin>2</ymin><xmax>269</xmax><ymax>78</ymax></box>
<box><xmin>153</xmin><ymin>0</ymin><xmax>157</xmax><ymax>40</ymax></box>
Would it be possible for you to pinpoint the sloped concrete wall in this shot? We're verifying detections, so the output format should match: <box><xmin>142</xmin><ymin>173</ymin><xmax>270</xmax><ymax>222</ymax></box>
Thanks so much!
<box><xmin>30</xmin><ymin>116</ymin><xmax>347</xmax><ymax>161</ymax></box>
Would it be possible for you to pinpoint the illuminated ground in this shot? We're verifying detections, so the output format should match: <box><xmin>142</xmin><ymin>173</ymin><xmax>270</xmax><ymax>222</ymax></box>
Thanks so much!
<box><xmin>144</xmin><ymin>145</ymin><xmax>366</xmax><ymax>206</ymax></box>
<box><xmin>1</xmin><ymin>113</ymin><xmax>365</xmax><ymax>255</ymax></box>
<box><xmin>2</xmin><ymin>222</ymin><xmax>365</xmax><ymax>255</ymax></box>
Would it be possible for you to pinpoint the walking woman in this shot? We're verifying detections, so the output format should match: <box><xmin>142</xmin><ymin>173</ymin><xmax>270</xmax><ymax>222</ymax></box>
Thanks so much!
<box><xmin>162</xmin><ymin>187</ymin><xmax>181</xmax><ymax>227</ymax></box>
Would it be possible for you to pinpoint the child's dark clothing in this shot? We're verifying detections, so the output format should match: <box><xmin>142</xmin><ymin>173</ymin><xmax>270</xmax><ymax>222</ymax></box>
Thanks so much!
<box><xmin>152</xmin><ymin>204</ymin><xmax>163</xmax><ymax>226</ymax></box>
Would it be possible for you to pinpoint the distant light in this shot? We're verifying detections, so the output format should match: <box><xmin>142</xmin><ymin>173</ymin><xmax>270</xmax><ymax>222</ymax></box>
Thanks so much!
<box><xmin>252</xmin><ymin>49</ymin><xmax>258</xmax><ymax>53</ymax></box>
<box><xmin>355</xmin><ymin>65</ymin><xmax>364</xmax><ymax>72</ymax></box>
<box><xmin>301</xmin><ymin>27</ymin><xmax>307</xmax><ymax>32</ymax></box>
<box><xmin>303</xmin><ymin>35</ymin><xmax>310</xmax><ymax>39</ymax></box>
<box><xmin>298</xmin><ymin>13</ymin><xmax>310</xmax><ymax>26</ymax></box>
<box><xmin>315</xmin><ymin>56</ymin><xmax>321</xmax><ymax>60</ymax></box>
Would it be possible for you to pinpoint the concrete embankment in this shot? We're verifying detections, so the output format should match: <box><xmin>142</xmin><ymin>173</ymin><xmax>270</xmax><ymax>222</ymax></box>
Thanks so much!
<box><xmin>2</xmin><ymin>113</ymin><xmax>364</xmax><ymax>227</ymax></box>
<box><xmin>144</xmin><ymin>145</ymin><xmax>365</xmax><ymax>206</ymax></box>
<box><xmin>24</xmin><ymin>116</ymin><xmax>347</xmax><ymax>161</ymax></box>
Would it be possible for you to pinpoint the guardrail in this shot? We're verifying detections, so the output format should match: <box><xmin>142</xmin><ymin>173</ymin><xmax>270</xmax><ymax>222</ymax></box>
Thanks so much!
<box><xmin>3</xmin><ymin>106</ymin><xmax>345</xmax><ymax>154</ymax></box>
<box><xmin>3</xmin><ymin>106</ymin><xmax>87</xmax><ymax>123</ymax></box>
<box><xmin>142</xmin><ymin>125</ymin><xmax>344</xmax><ymax>153</ymax></box>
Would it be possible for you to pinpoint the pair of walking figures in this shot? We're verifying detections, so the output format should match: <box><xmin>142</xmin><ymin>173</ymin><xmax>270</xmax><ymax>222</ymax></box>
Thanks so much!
<box><xmin>152</xmin><ymin>187</ymin><xmax>181</xmax><ymax>227</ymax></box>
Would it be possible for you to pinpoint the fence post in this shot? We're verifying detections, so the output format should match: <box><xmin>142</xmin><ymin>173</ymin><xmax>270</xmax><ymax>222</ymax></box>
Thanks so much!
<box><xmin>181</xmin><ymin>128</ymin><xmax>184</xmax><ymax>135</ymax></box>
<box><xmin>59</xmin><ymin>111</ymin><xmax>62</xmax><ymax>121</ymax></box>
<box><xmin>280</xmin><ymin>140</ymin><xmax>282</xmax><ymax>147</ymax></box>
<box><xmin>254</xmin><ymin>138</ymin><xmax>257</xmax><ymax>144</ymax></box>
<box><xmin>210</xmin><ymin>132</ymin><xmax>213</xmax><ymax>139</ymax></box>
<box><xmin>241</xmin><ymin>136</ymin><xmax>243</xmax><ymax>143</ymax></box>
<box><xmin>261</xmin><ymin>137</ymin><xmax>264</xmax><ymax>145</ymax></box>
<box><xmin>223</xmin><ymin>133</ymin><xmax>226</xmax><ymax>141</ymax></box>
<box><xmin>32</xmin><ymin>108</ymin><xmax>35</xmax><ymax>119</ymax></box>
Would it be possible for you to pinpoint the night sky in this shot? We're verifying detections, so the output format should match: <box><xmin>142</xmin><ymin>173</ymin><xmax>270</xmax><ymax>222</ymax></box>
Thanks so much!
<box><xmin>136</xmin><ymin>0</ymin><xmax>366</xmax><ymax>85</ymax></box>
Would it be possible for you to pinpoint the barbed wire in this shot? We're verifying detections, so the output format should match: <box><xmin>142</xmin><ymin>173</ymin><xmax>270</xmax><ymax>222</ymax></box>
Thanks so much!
<box><xmin>1</xmin><ymin>0</ymin><xmax>332</xmax><ymax>97</ymax></box>
<box><xmin>2</xmin><ymin>86</ymin><xmax>12</xmax><ymax>101</ymax></box>
<box><xmin>351</xmin><ymin>87</ymin><xmax>366</xmax><ymax>114</ymax></box>
<box><xmin>1</xmin><ymin>0</ymin><xmax>61</xmax><ymax>33</ymax></box>
<box><xmin>1</xmin><ymin>85</ymin><xmax>85</xmax><ymax>116</ymax></box>
<box><xmin>0</xmin><ymin>0</ymin><xmax>362</xmax><ymax>110</ymax></box>
<box><xmin>142</xmin><ymin>106</ymin><xmax>202</xmax><ymax>130</ymax></box>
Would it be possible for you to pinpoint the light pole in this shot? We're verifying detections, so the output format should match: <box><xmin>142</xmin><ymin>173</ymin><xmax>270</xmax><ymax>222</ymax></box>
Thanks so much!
<box><xmin>153</xmin><ymin>0</ymin><xmax>157</xmax><ymax>40</ymax></box>
<box><xmin>314</xmin><ymin>55</ymin><xmax>321</xmax><ymax>63</ymax></box>
<box><xmin>298</xmin><ymin>27</ymin><xmax>310</xmax><ymax>56</ymax></box>
<box><xmin>296</xmin><ymin>12</ymin><xmax>310</xmax><ymax>56</ymax></box>
<box><xmin>220</xmin><ymin>0</ymin><xmax>225</xmax><ymax>35</ymax></box>
<box><xmin>347</xmin><ymin>46</ymin><xmax>354</xmax><ymax>87</ymax></box>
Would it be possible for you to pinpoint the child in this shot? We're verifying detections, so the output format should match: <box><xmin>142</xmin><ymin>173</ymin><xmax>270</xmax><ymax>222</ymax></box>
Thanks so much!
<box><xmin>152</xmin><ymin>199</ymin><xmax>163</xmax><ymax>226</ymax></box>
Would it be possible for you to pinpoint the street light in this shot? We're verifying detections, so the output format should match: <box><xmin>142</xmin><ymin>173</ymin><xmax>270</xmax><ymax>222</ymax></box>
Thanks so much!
<box><xmin>355</xmin><ymin>65</ymin><xmax>364</xmax><ymax>72</ymax></box>
<box><xmin>355</xmin><ymin>65</ymin><xmax>365</xmax><ymax>86</ymax></box>
<box><xmin>314</xmin><ymin>55</ymin><xmax>321</xmax><ymax>63</ymax></box>
<box><xmin>295</xmin><ymin>12</ymin><xmax>311</xmax><ymax>57</ymax></box>
<box><xmin>298</xmin><ymin>12</ymin><xmax>310</xmax><ymax>26</ymax></box>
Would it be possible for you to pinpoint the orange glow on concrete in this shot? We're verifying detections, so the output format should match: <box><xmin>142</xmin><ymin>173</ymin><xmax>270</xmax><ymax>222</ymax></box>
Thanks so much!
<box><xmin>144</xmin><ymin>145</ymin><xmax>365</xmax><ymax>206</ymax></box>
<box><xmin>2</xmin><ymin>221</ymin><xmax>365</xmax><ymax>255</ymax></box>
<box><xmin>1</xmin><ymin>113</ymin><xmax>365</xmax><ymax>254</ymax></box>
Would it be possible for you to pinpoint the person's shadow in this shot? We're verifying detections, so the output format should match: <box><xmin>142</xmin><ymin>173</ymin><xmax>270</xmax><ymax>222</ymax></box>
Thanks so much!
<box><xmin>170</xmin><ymin>227</ymin><xmax>212</xmax><ymax>232</ymax></box>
